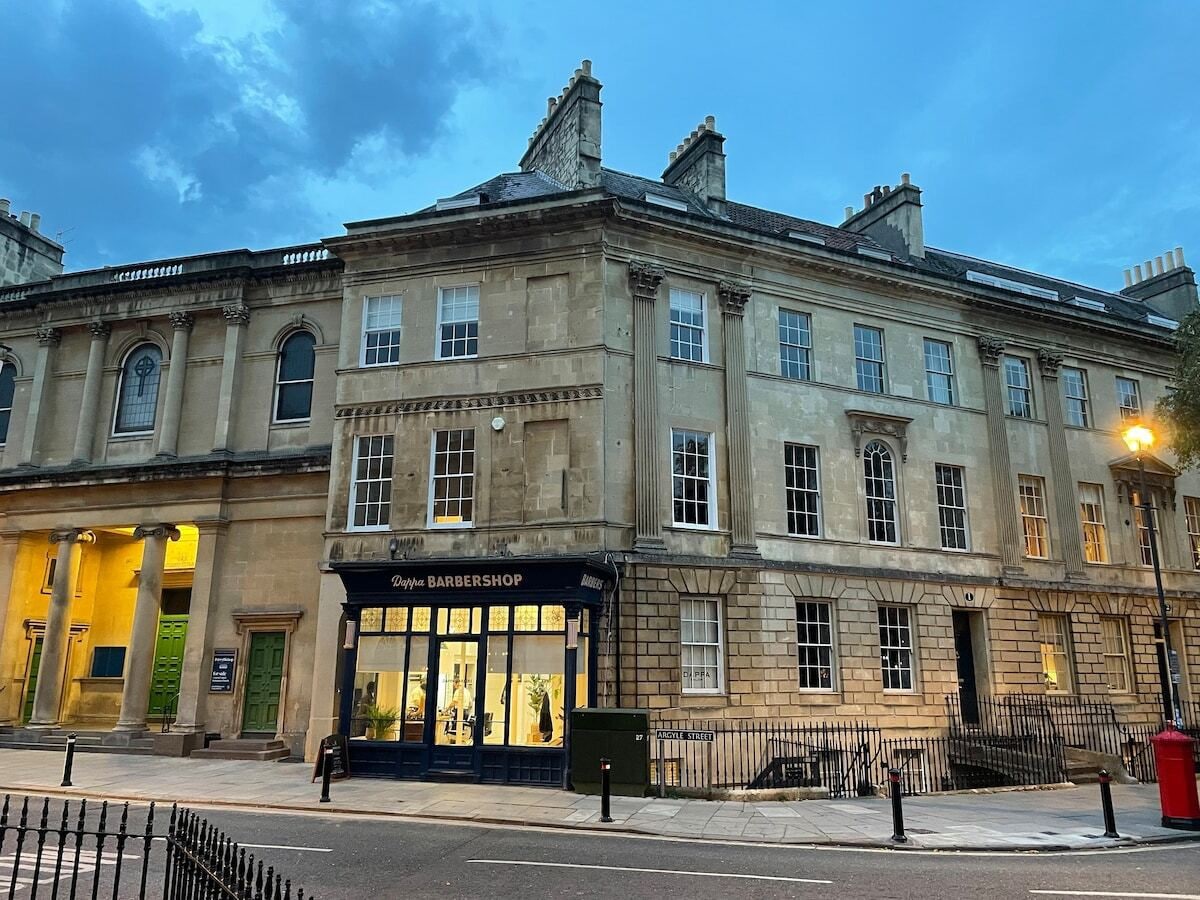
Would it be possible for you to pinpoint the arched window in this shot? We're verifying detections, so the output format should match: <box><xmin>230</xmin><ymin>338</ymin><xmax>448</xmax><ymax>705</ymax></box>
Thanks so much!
<box><xmin>0</xmin><ymin>361</ymin><xmax>15</xmax><ymax>445</ymax></box>
<box><xmin>274</xmin><ymin>331</ymin><xmax>316</xmax><ymax>422</ymax></box>
<box><xmin>114</xmin><ymin>344</ymin><xmax>163</xmax><ymax>434</ymax></box>
<box><xmin>863</xmin><ymin>440</ymin><xmax>898</xmax><ymax>544</ymax></box>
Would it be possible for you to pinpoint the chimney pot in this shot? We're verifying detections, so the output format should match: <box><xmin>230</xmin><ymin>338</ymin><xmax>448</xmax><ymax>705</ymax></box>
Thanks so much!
<box><xmin>29</xmin><ymin>213</ymin><xmax>40</xmax><ymax>232</ymax></box>
<box><xmin>1177</xmin><ymin>246</ymin><xmax>1187</xmax><ymax>268</ymax></box>
<box><xmin>863</xmin><ymin>192</ymin><xmax>872</xmax><ymax>207</ymax></box>
<box><xmin>845</xmin><ymin>206</ymin><xmax>854</xmax><ymax>220</ymax></box>
<box><xmin>19</xmin><ymin>211</ymin><xmax>30</xmax><ymax>226</ymax></box>
<box><xmin>1124</xmin><ymin>268</ymin><xmax>1133</xmax><ymax>287</ymax></box>
<box><xmin>901</xmin><ymin>172</ymin><xmax>911</xmax><ymax>186</ymax></box>
<box><xmin>669</xmin><ymin>151</ymin><xmax>677</xmax><ymax>162</ymax></box>
<box><xmin>1134</xmin><ymin>264</ymin><xmax>1144</xmax><ymax>282</ymax></box>
<box><xmin>1156</xmin><ymin>255</ymin><xmax>1165</xmax><ymax>276</ymax></box>
<box><xmin>581</xmin><ymin>59</ymin><xmax>592</xmax><ymax>75</ymax></box>
<box><xmin>0</xmin><ymin>198</ymin><xmax>9</xmax><ymax>216</ymax></box>
<box><xmin>882</xmin><ymin>185</ymin><xmax>891</xmax><ymax>196</ymax></box>
<box><xmin>705</xmin><ymin>115</ymin><xmax>715</xmax><ymax>129</ymax></box>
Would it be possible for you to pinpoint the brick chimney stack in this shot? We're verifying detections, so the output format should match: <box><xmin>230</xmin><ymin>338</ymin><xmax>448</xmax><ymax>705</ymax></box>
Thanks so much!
<box><xmin>519</xmin><ymin>60</ymin><xmax>603</xmax><ymax>190</ymax></box>
<box><xmin>662</xmin><ymin>116</ymin><xmax>726</xmax><ymax>216</ymax></box>
<box><xmin>1121</xmin><ymin>247</ymin><xmax>1197</xmax><ymax>323</ymax></box>
<box><xmin>841</xmin><ymin>174</ymin><xmax>925</xmax><ymax>261</ymax></box>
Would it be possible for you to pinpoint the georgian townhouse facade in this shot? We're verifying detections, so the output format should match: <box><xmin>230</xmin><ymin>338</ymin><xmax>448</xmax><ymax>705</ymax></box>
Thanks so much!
<box><xmin>2</xmin><ymin>62</ymin><xmax>1198</xmax><ymax>783</ymax></box>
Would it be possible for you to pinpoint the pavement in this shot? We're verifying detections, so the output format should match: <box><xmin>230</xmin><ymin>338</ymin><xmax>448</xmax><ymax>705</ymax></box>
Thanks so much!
<box><xmin>1</xmin><ymin>748</ymin><xmax>1198</xmax><ymax>852</ymax></box>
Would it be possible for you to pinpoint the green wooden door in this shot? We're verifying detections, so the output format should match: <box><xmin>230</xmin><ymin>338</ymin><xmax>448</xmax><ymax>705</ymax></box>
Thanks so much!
<box><xmin>148</xmin><ymin>615</ymin><xmax>189</xmax><ymax>719</ymax></box>
<box><xmin>22</xmin><ymin>637</ymin><xmax>43</xmax><ymax>723</ymax></box>
<box><xmin>242</xmin><ymin>632</ymin><xmax>285</xmax><ymax>734</ymax></box>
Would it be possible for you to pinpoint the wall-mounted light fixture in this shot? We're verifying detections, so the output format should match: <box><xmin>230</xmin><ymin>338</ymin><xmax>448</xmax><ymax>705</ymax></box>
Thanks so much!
<box><xmin>343</xmin><ymin>619</ymin><xmax>357</xmax><ymax>650</ymax></box>
<box><xmin>566</xmin><ymin>611</ymin><xmax>581</xmax><ymax>650</ymax></box>
<box><xmin>388</xmin><ymin>537</ymin><xmax>400</xmax><ymax>560</ymax></box>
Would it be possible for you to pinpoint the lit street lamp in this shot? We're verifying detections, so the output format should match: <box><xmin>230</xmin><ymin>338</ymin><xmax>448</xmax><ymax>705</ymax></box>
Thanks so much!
<box><xmin>1122</xmin><ymin>424</ymin><xmax>1183</xmax><ymax>726</ymax></box>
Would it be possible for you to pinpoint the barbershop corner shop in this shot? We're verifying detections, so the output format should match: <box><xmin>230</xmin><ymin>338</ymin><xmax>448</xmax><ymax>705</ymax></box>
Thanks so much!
<box><xmin>330</xmin><ymin>556</ymin><xmax>615</xmax><ymax>785</ymax></box>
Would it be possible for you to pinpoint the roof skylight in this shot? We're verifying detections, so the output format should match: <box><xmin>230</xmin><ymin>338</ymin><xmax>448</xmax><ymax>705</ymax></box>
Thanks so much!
<box><xmin>966</xmin><ymin>270</ymin><xmax>1060</xmax><ymax>301</ymax></box>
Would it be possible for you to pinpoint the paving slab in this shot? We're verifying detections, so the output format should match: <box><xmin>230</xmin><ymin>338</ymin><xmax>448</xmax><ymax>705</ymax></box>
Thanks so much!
<box><xmin>0</xmin><ymin>748</ymin><xmax>1196</xmax><ymax>852</ymax></box>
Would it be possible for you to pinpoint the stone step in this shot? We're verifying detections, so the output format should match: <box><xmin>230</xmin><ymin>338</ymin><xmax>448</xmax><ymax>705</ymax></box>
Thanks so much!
<box><xmin>189</xmin><ymin>739</ymin><xmax>290</xmax><ymax>762</ymax></box>
<box><xmin>0</xmin><ymin>739</ymin><xmax>155</xmax><ymax>756</ymax></box>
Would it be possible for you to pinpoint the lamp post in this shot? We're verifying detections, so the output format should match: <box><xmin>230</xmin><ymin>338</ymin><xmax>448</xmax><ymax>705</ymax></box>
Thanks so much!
<box><xmin>1122</xmin><ymin>424</ymin><xmax>1183</xmax><ymax>727</ymax></box>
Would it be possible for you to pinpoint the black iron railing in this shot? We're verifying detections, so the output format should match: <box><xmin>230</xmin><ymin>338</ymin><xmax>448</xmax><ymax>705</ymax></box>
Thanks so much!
<box><xmin>160</xmin><ymin>693</ymin><xmax>181</xmax><ymax>734</ymax></box>
<box><xmin>948</xmin><ymin>694</ymin><xmax>1126</xmax><ymax>758</ymax></box>
<box><xmin>0</xmin><ymin>795</ymin><xmax>311</xmax><ymax>899</ymax></box>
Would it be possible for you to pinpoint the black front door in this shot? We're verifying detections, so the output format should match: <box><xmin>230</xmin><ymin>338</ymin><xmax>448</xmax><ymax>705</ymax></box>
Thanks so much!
<box><xmin>952</xmin><ymin>611</ymin><xmax>980</xmax><ymax>725</ymax></box>
<box><xmin>428</xmin><ymin>637</ymin><xmax>480</xmax><ymax>772</ymax></box>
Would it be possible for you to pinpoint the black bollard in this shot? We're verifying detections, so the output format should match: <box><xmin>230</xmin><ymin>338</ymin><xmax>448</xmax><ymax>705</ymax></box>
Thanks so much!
<box><xmin>61</xmin><ymin>733</ymin><xmax>77</xmax><ymax>787</ymax></box>
<box><xmin>1098</xmin><ymin>769</ymin><xmax>1119</xmax><ymax>838</ymax></box>
<box><xmin>600</xmin><ymin>757</ymin><xmax>613</xmax><ymax>823</ymax></box>
<box><xmin>888</xmin><ymin>768</ymin><xmax>907</xmax><ymax>843</ymax></box>
<box><xmin>319</xmin><ymin>747</ymin><xmax>333</xmax><ymax>804</ymax></box>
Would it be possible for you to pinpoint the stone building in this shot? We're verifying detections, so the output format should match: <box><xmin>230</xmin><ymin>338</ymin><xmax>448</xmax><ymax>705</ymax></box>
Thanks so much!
<box><xmin>2</xmin><ymin>62</ymin><xmax>1198</xmax><ymax>784</ymax></box>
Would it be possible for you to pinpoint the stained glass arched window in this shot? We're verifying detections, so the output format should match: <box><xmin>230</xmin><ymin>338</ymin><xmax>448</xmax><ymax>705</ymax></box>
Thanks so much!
<box><xmin>863</xmin><ymin>440</ymin><xmax>898</xmax><ymax>543</ymax></box>
<box><xmin>114</xmin><ymin>344</ymin><xmax>162</xmax><ymax>434</ymax></box>
<box><xmin>0</xmin><ymin>361</ymin><xmax>16</xmax><ymax>444</ymax></box>
<box><xmin>274</xmin><ymin>331</ymin><xmax>316</xmax><ymax>422</ymax></box>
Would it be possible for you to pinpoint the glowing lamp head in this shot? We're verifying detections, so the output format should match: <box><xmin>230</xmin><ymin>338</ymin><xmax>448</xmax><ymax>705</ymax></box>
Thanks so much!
<box><xmin>1122</xmin><ymin>424</ymin><xmax>1155</xmax><ymax>454</ymax></box>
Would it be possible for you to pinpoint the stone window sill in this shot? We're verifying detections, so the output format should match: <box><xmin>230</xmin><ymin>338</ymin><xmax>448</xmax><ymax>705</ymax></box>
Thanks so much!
<box><xmin>678</xmin><ymin>694</ymin><xmax>729</xmax><ymax>710</ymax></box>
<box><xmin>77</xmin><ymin>677</ymin><xmax>124</xmax><ymax>686</ymax></box>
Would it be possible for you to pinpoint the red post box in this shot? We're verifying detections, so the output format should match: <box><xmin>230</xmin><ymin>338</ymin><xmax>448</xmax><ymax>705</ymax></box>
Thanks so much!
<box><xmin>1151</xmin><ymin>726</ymin><xmax>1200</xmax><ymax>830</ymax></box>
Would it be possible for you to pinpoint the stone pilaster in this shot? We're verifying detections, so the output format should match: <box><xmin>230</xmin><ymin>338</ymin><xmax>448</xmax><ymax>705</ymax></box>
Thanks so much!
<box><xmin>172</xmin><ymin>518</ymin><xmax>227</xmax><ymax>738</ymax></box>
<box><xmin>113</xmin><ymin>524</ymin><xmax>180</xmax><ymax>733</ymax></box>
<box><xmin>0</xmin><ymin>531</ymin><xmax>22</xmax><ymax>724</ymax></box>
<box><xmin>213</xmin><ymin>304</ymin><xmax>250</xmax><ymax>453</ymax></box>
<box><xmin>718</xmin><ymin>281</ymin><xmax>759</xmax><ymax>557</ymax></box>
<box><xmin>630</xmin><ymin>261</ymin><xmax>666</xmax><ymax>552</ymax></box>
<box><xmin>156</xmin><ymin>312</ymin><xmax>194</xmax><ymax>457</ymax></box>
<box><xmin>17</xmin><ymin>327</ymin><xmax>60</xmax><ymax>467</ymax></box>
<box><xmin>978</xmin><ymin>336</ymin><xmax>1024</xmax><ymax>572</ymax></box>
<box><xmin>1038</xmin><ymin>349</ymin><xmax>1085</xmax><ymax>577</ymax></box>
<box><xmin>28</xmin><ymin>529</ymin><xmax>94</xmax><ymax>727</ymax></box>
<box><xmin>71</xmin><ymin>322</ymin><xmax>111</xmax><ymax>464</ymax></box>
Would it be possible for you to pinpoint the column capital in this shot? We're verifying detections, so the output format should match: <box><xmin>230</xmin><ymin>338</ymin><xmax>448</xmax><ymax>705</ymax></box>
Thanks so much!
<box><xmin>48</xmin><ymin>529</ymin><xmax>95</xmax><ymax>545</ymax></box>
<box><xmin>628</xmin><ymin>260</ymin><xmax>665</xmax><ymax>301</ymax></box>
<box><xmin>1037</xmin><ymin>348</ymin><xmax>1064</xmax><ymax>378</ymax></box>
<box><xmin>977</xmin><ymin>335</ymin><xmax>1006</xmax><ymax>365</ymax></box>
<box><xmin>718</xmin><ymin>281</ymin><xmax>752</xmax><ymax>316</ymax></box>
<box><xmin>134</xmin><ymin>524</ymin><xmax>181</xmax><ymax>541</ymax></box>
<box><xmin>169</xmin><ymin>311</ymin><xmax>195</xmax><ymax>332</ymax></box>
<box><xmin>36</xmin><ymin>327</ymin><xmax>61</xmax><ymax>347</ymax></box>
<box><xmin>222</xmin><ymin>304</ymin><xmax>251</xmax><ymax>326</ymax></box>
<box><xmin>87</xmin><ymin>321</ymin><xmax>112</xmax><ymax>339</ymax></box>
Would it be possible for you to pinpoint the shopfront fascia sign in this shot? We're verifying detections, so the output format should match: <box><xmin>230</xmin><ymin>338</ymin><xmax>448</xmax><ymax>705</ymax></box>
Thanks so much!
<box><xmin>335</xmin><ymin>559</ymin><xmax>613</xmax><ymax>604</ymax></box>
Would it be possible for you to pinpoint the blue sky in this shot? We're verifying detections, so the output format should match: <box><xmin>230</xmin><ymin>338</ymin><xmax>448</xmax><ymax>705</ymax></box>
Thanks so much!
<box><xmin>2</xmin><ymin>0</ymin><xmax>1197</xmax><ymax>291</ymax></box>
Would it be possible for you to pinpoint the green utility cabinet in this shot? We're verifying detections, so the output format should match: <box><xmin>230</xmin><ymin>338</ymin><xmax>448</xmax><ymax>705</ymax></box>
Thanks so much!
<box><xmin>570</xmin><ymin>708</ymin><xmax>650</xmax><ymax>796</ymax></box>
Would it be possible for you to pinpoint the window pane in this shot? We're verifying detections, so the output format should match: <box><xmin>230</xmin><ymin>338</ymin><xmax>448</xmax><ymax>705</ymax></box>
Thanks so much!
<box><xmin>1004</xmin><ymin>357</ymin><xmax>1033</xmax><ymax>418</ymax></box>
<box><xmin>509</xmin><ymin>635</ymin><xmax>564</xmax><ymax>746</ymax></box>
<box><xmin>352</xmin><ymin>634</ymin><xmax>408</xmax><ymax>740</ymax></box>
<box><xmin>115</xmin><ymin>344</ymin><xmax>162</xmax><ymax>433</ymax></box>
<box><xmin>779</xmin><ymin>309</ymin><xmax>812</xmax><ymax>380</ymax></box>
<box><xmin>854</xmin><ymin>325</ymin><xmax>885</xmax><ymax>393</ymax></box>
<box><xmin>349</xmin><ymin>434</ymin><xmax>393</xmax><ymax>529</ymax></box>
<box><xmin>1062</xmin><ymin>367</ymin><xmax>1089</xmax><ymax>428</ymax></box>
<box><xmin>785</xmin><ymin>444</ymin><xmax>821</xmax><ymax>536</ymax></box>
<box><xmin>1079</xmin><ymin>483</ymin><xmax>1109</xmax><ymax>564</ymax></box>
<box><xmin>669</xmin><ymin>289</ymin><xmax>706</xmax><ymax>362</ymax></box>
<box><xmin>681</xmin><ymin>598</ymin><xmax>723</xmax><ymax>693</ymax></box>
<box><xmin>438</xmin><ymin>286</ymin><xmax>480</xmax><ymax>359</ymax></box>
<box><xmin>1038</xmin><ymin>614</ymin><xmax>1073</xmax><ymax>693</ymax></box>
<box><xmin>430</xmin><ymin>429</ymin><xmax>475</xmax><ymax>525</ymax></box>
<box><xmin>483</xmin><ymin>633</ymin><xmax>509</xmax><ymax>745</ymax></box>
<box><xmin>1116</xmin><ymin>377</ymin><xmax>1141</xmax><ymax>421</ymax></box>
<box><xmin>278</xmin><ymin>332</ymin><xmax>316</xmax><ymax>381</ymax></box>
<box><xmin>935</xmin><ymin>464</ymin><xmax>968</xmax><ymax>550</ymax></box>
<box><xmin>878</xmin><ymin>606</ymin><xmax>914</xmax><ymax>691</ymax></box>
<box><xmin>923</xmin><ymin>339</ymin><xmax>954</xmax><ymax>405</ymax></box>
<box><xmin>796</xmin><ymin>601</ymin><xmax>834</xmax><ymax>689</ymax></box>
<box><xmin>275</xmin><ymin>382</ymin><xmax>313</xmax><ymax>421</ymax></box>
<box><xmin>672</xmin><ymin>429</ymin><xmax>713</xmax><ymax>527</ymax></box>
<box><xmin>1019</xmin><ymin>475</ymin><xmax>1049</xmax><ymax>558</ymax></box>
<box><xmin>863</xmin><ymin>441</ymin><xmax>898</xmax><ymax>543</ymax></box>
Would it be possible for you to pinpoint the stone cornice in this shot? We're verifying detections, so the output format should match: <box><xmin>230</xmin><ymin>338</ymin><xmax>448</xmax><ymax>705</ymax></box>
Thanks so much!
<box><xmin>335</xmin><ymin>385</ymin><xmax>604</xmax><ymax>420</ymax></box>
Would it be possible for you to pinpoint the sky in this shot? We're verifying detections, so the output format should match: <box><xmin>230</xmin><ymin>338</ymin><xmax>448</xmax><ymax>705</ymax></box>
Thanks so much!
<box><xmin>2</xmin><ymin>0</ymin><xmax>1197</xmax><ymax>291</ymax></box>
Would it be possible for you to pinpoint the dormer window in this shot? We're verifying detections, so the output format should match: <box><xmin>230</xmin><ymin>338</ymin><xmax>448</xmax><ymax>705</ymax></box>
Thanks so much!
<box><xmin>966</xmin><ymin>270</ymin><xmax>1059</xmax><ymax>301</ymax></box>
<box><xmin>644</xmin><ymin>193</ymin><xmax>689</xmax><ymax>212</ymax></box>
<box><xmin>1147</xmin><ymin>314</ymin><xmax>1179</xmax><ymax>330</ymax></box>
<box><xmin>434</xmin><ymin>194</ymin><xmax>483</xmax><ymax>211</ymax></box>
<box><xmin>856</xmin><ymin>245</ymin><xmax>891</xmax><ymax>262</ymax></box>
<box><xmin>787</xmin><ymin>230</ymin><xmax>826</xmax><ymax>246</ymax></box>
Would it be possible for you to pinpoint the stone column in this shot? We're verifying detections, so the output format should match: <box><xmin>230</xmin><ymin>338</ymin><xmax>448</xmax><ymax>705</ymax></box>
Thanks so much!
<box><xmin>213</xmin><ymin>304</ymin><xmax>250</xmax><ymax>453</ymax></box>
<box><xmin>0</xmin><ymin>531</ymin><xmax>23</xmax><ymax>724</ymax></box>
<box><xmin>172</xmin><ymin>518</ymin><xmax>226</xmax><ymax>741</ymax></box>
<box><xmin>630</xmin><ymin>261</ymin><xmax>667</xmax><ymax>552</ymax></box>
<box><xmin>113</xmin><ymin>524</ymin><xmax>179</xmax><ymax>733</ymax></box>
<box><xmin>718</xmin><ymin>281</ymin><xmax>759</xmax><ymax>558</ymax></box>
<box><xmin>977</xmin><ymin>336</ymin><xmax>1024</xmax><ymax>572</ymax></box>
<box><xmin>1037</xmin><ymin>350</ymin><xmax>1086</xmax><ymax>578</ymax></box>
<box><xmin>156</xmin><ymin>312</ymin><xmax>194</xmax><ymax>457</ymax></box>
<box><xmin>28</xmin><ymin>529</ymin><xmax>94</xmax><ymax>728</ymax></box>
<box><xmin>17</xmin><ymin>328</ymin><xmax>60</xmax><ymax>467</ymax></box>
<box><xmin>71</xmin><ymin>322</ymin><xmax>111</xmax><ymax>464</ymax></box>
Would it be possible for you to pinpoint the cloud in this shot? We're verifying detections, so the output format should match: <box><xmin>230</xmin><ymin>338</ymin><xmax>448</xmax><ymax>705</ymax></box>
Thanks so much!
<box><xmin>0</xmin><ymin>0</ymin><xmax>498</xmax><ymax>269</ymax></box>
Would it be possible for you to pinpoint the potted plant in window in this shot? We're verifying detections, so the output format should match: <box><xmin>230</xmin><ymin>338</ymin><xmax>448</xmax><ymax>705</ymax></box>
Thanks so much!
<box><xmin>525</xmin><ymin>675</ymin><xmax>550</xmax><ymax>743</ymax></box>
<box><xmin>364</xmin><ymin>704</ymin><xmax>400</xmax><ymax>741</ymax></box>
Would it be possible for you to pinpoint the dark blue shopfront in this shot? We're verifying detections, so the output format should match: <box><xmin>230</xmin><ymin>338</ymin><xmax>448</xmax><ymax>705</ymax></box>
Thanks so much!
<box><xmin>333</xmin><ymin>557</ymin><xmax>613</xmax><ymax>786</ymax></box>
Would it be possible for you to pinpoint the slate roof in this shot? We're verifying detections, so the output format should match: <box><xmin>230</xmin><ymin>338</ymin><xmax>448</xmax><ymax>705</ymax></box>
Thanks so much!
<box><xmin>430</xmin><ymin>166</ymin><xmax>1171</xmax><ymax>333</ymax></box>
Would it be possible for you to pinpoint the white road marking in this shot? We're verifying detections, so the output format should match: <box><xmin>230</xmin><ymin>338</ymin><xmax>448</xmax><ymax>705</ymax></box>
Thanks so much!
<box><xmin>240</xmin><ymin>843</ymin><xmax>333</xmax><ymax>853</ymax></box>
<box><xmin>1031</xmin><ymin>892</ymin><xmax>1200</xmax><ymax>899</ymax></box>
<box><xmin>468</xmin><ymin>859</ymin><xmax>832</xmax><ymax>884</ymax></box>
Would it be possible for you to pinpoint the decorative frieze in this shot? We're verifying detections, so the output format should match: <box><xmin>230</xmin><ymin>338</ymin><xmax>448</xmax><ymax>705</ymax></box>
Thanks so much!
<box><xmin>335</xmin><ymin>385</ymin><xmax>604</xmax><ymax>420</ymax></box>
<box><xmin>845</xmin><ymin>410</ymin><xmax>913</xmax><ymax>461</ymax></box>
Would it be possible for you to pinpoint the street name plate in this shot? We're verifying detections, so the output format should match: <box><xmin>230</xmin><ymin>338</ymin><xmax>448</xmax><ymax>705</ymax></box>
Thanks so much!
<box><xmin>656</xmin><ymin>729</ymin><xmax>715</xmax><ymax>742</ymax></box>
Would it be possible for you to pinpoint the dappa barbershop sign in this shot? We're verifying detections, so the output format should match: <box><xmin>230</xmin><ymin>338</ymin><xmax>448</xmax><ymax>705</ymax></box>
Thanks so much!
<box><xmin>392</xmin><ymin>572</ymin><xmax>526</xmax><ymax>591</ymax></box>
